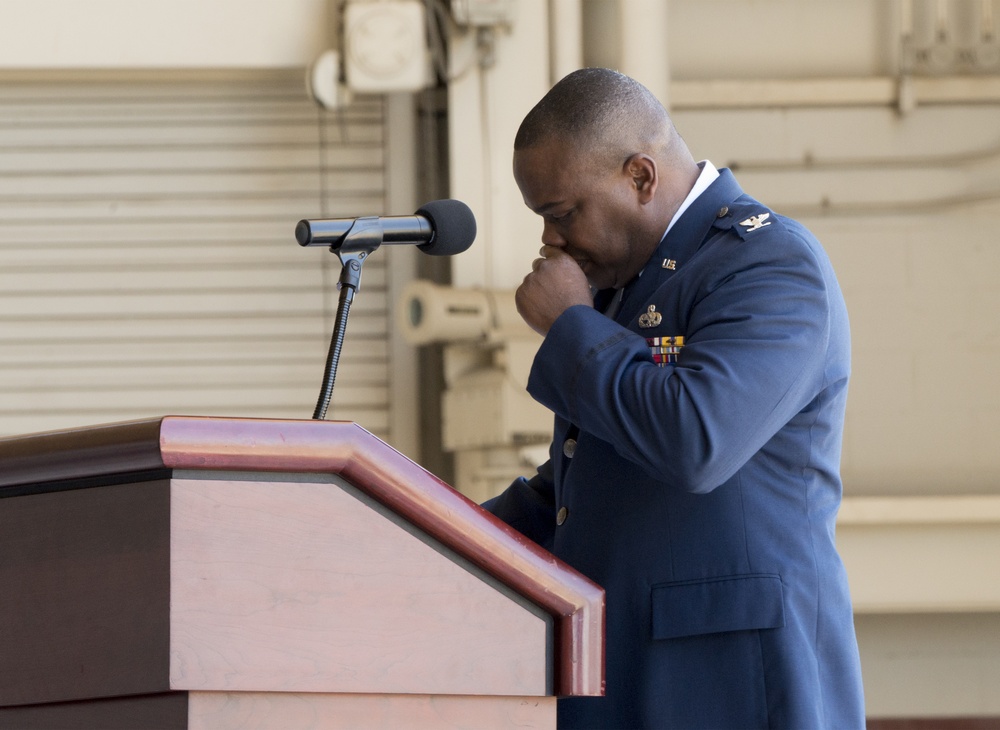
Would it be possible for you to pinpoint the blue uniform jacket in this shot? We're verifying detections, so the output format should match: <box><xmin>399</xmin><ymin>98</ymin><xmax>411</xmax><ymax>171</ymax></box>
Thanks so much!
<box><xmin>485</xmin><ymin>169</ymin><xmax>865</xmax><ymax>729</ymax></box>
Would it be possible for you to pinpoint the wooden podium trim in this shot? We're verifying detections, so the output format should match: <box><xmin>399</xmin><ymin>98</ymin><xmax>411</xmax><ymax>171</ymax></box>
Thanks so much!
<box><xmin>0</xmin><ymin>416</ymin><xmax>605</xmax><ymax>697</ymax></box>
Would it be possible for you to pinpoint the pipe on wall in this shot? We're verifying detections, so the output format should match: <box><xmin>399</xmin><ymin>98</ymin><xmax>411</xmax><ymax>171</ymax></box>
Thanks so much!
<box><xmin>548</xmin><ymin>0</ymin><xmax>583</xmax><ymax>85</ymax></box>
<box><xmin>618</xmin><ymin>0</ymin><xmax>671</xmax><ymax>108</ymax></box>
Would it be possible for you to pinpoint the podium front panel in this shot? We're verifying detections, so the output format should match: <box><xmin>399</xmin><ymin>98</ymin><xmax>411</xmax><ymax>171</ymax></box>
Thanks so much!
<box><xmin>169</xmin><ymin>472</ymin><xmax>553</xmax><ymax>697</ymax></box>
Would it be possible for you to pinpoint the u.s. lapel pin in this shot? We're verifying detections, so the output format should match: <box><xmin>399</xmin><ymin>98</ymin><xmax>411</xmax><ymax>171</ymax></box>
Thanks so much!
<box><xmin>638</xmin><ymin>305</ymin><xmax>662</xmax><ymax>328</ymax></box>
<box><xmin>662</xmin><ymin>258</ymin><xmax>677</xmax><ymax>270</ymax></box>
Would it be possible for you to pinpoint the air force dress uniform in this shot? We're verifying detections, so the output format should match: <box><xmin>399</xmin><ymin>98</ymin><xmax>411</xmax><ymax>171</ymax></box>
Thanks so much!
<box><xmin>485</xmin><ymin>165</ymin><xmax>866</xmax><ymax>729</ymax></box>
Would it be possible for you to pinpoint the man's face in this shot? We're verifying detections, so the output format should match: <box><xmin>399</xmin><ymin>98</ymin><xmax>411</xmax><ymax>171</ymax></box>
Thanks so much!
<box><xmin>513</xmin><ymin>141</ymin><xmax>651</xmax><ymax>291</ymax></box>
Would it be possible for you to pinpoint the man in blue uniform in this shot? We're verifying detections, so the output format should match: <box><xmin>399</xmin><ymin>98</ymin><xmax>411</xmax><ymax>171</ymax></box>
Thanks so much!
<box><xmin>484</xmin><ymin>68</ymin><xmax>865</xmax><ymax>728</ymax></box>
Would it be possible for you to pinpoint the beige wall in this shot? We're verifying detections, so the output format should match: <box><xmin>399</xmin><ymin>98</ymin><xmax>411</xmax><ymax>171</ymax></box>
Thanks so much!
<box><xmin>0</xmin><ymin>0</ymin><xmax>333</xmax><ymax>68</ymax></box>
<box><xmin>673</xmin><ymin>103</ymin><xmax>1000</xmax><ymax>497</ymax></box>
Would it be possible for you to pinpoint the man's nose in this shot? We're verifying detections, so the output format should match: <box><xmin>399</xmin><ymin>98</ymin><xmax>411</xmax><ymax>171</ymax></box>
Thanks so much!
<box><xmin>541</xmin><ymin>220</ymin><xmax>566</xmax><ymax>247</ymax></box>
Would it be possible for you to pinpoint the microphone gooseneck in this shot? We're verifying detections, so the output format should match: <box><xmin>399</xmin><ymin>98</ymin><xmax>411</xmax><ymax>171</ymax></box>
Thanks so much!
<box><xmin>300</xmin><ymin>200</ymin><xmax>476</xmax><ymax>420</ymax></box>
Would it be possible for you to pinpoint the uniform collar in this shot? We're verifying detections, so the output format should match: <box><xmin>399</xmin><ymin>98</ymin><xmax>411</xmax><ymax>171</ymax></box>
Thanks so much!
<box><xmin>653</xmin><ymin>166</ymin><xmax>745</xmax><ymax>269</ymax></box>
<box><xmin>607</xmin><ymin>167</ymin><xmax>746</xmax><ymax>322</ymax></box>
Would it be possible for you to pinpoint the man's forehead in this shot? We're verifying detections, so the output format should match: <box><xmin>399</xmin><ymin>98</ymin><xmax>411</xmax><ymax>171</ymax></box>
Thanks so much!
<box><xmin>514</xmin><ymin>142</ymin><xmax>585</xmax><ymax>182</ymax></box>
<box><xmin>514</xmin><ymin>152</ymin><xmax>576</xmax><ymax>213</ymax></box>
<box><xmin>514</xmin><ymin>140</ymin><xmax>562</xmax><ymax>169</ymax></box>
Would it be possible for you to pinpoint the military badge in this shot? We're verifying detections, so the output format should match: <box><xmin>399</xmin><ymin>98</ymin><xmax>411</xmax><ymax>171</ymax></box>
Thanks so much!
<box><xmin>638</xmin><ymin>305</ymin><xmax>662</xmax><ymax>328</ymax></box>
<box><xmin>647</xmin><ymin>336</ymin><xmax>683</xmax><ymax>366</ymax></box>
<box><xmin>739</xmin><ymin>212</ymin><xmax>771</xmax><ymax>232</ymax></box>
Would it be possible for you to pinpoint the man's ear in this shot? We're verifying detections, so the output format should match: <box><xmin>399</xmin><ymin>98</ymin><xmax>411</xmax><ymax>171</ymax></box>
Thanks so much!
<box><xmin>624</xmin><ymin>153</ymin><xmax>657</xmax><ymax>204</ymax></box>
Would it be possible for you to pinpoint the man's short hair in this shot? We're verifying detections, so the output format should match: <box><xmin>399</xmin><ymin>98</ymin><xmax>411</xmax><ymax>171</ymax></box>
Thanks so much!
<box><xmin>514</xmin><ymin>68</ymin><xmax>670</xmax><ymax>166</ymax></box>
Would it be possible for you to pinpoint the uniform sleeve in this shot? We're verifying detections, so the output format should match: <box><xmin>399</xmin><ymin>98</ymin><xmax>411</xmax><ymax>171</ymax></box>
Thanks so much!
<box><xmin>527</xmin><ymin>227</ymin><xmax>839</xmax><ymax>494</ymax></box>
<box><xmin>481</xmin><ymin>457</ymin><xmax>557</xmax><ymax>550</ymax></box>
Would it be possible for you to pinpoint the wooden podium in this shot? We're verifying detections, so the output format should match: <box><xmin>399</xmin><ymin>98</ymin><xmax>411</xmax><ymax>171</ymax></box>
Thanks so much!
<box><xmin>0</xmin><ymin>417</ymin><xmax>604</xmax><ymax>729</ymax></box>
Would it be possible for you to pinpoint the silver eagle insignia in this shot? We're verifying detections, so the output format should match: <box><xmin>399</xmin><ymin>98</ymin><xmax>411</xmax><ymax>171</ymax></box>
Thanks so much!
<box><xmin>739</xmin><ymin>212</ymin><xmax>771</xmax><ymax>232</ymax></box>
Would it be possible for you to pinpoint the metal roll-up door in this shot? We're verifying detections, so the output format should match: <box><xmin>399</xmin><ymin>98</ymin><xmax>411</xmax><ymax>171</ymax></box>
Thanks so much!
<box><xmin>0</xmin><ymin>72</ymin><xmax>397</xmax><ymax>440</ymax></box>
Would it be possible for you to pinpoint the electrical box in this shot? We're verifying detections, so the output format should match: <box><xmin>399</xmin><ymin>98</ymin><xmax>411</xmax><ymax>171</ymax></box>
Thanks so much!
<box><xmin>450</xmin><ymin>0</ymin><xmax>517</xmax><ymax>27</ymax></box>
<box><xmin>344</xmin><ymin>0</ymin><xmax>432</xmax><ymax>92</ymax></box>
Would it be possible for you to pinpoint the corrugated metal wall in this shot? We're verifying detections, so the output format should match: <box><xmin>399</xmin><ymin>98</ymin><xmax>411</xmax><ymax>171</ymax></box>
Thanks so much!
<box><xmin>0</xmin><ymin>73</ymin><xmax>393</xmax><ymax>439</ymax></box>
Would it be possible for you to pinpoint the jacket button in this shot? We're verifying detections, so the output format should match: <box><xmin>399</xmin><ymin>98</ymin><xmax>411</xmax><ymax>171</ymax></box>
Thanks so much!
<box><xmin>717</xmin><ymin>206</ymin><xmax>729</xmax><ymax>218</ymax></box>
<box><xmin>562</xmin><ymin>438</ymin><xmax>577</xmax><ymax>459</ymax></box>
<box><xmin>556</xmin><ymin>506</ymin><xmax>569</xmax><ymax>525</ymax></box>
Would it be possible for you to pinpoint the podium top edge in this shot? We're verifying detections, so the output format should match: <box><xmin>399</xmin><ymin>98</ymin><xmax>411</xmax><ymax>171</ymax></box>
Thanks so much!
<box><xmin>0</xmin><ymin>416</ymin><xmax>370</xmax><ymax>490</ymax></box>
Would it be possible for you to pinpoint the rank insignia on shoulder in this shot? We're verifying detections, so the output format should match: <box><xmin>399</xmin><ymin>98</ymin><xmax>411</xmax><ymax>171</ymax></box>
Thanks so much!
<box><xmin>647</xmin><ymin>336</ymin><xmax>683</xmax><ymax>366</ymax></box>
<box><xmin>638</xmin><ymin>305</ymin><xmax>662</xmax><ymax>328</ymax></box>
<box><xmin>739</xmin><ymin>212</ymin><xmax>771</xmax><ymax>232</ymax></box>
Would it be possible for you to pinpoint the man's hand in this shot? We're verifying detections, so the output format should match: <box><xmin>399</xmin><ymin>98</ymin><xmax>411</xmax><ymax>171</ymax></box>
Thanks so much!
<box><xmin>515</xmin><ymin>246</ymin><xmax>594</xmax><ymax>335</ymax></box>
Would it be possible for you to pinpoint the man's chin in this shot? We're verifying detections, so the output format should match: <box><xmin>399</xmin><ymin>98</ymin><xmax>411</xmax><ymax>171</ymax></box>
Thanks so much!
<box><xmin>581</xmin><ymin>267</ymin><xmax>604</xmax><ymax>289</ymax></box>
<box><xmin>586</xmin><ymin>274</ymin><xmax>613</xmax><ymax>291</ymax></box>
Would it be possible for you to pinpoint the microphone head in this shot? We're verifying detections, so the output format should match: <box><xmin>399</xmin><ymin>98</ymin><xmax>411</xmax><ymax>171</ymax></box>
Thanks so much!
<box><xmin>414</xmin><ymin>199</ymin><xmax>477</xmax><ymax>256</ymax></box>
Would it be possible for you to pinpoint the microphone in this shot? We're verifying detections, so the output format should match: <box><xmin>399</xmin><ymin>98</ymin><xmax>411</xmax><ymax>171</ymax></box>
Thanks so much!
<box><xmin>296</xmin><ymin>199</ymin><xmax>476</xmax><ymax>256</ymax></box>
